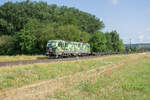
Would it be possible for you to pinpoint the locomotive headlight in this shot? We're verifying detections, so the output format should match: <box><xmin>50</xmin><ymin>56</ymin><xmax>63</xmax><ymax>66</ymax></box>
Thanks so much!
<box><xmin>49</xmin><ymin>48</ymin><xmax>52</xmax><ymax>51</ymax></box>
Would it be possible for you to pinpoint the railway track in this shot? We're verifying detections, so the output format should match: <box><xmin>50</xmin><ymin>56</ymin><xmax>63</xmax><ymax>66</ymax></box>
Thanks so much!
<box><xmin>0</xmin><ymin>52</ymin><xmax>131</xmax><ymax>67</ymax></box>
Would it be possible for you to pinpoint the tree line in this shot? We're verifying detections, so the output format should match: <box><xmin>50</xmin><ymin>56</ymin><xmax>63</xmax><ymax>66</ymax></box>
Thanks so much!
<box><xmin>0</xmin><ymin>1</ymin><xmax>124</xmax><ymax>55</ymax></box>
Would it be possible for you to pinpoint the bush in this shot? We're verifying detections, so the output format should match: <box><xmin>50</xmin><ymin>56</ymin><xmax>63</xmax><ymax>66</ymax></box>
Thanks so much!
<box><xmin>0</xmin><ymin>35</ymin><xmax>15</xmax><ymax>55</ymax></box>
<box><xmin>89</xmin><ymin>31</ymin><xmax>107</xmax><ymax>52</ymax></box>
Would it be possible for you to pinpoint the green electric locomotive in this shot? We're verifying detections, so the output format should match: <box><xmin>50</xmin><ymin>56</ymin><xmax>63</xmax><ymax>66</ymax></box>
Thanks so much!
<box><xmin>46</xmin><ymin>40</ymin><xmax>91</xmax><ymax>58</ymax></box>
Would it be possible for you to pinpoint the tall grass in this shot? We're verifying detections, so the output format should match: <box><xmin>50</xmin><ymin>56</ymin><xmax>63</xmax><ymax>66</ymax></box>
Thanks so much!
<box><xmin>0</xmin><ymin>55</ymin><xmax>128</xmax><ymax>91</ymax></box>
<box><xmin>0</xmin><ymin>55</ymin><xmax>45</xmax><ymax>62</ymax></box>
<box><xmin>51</xmin><ymin>55</ymin><xmax>150</xmax><ymax>100</ymax></box>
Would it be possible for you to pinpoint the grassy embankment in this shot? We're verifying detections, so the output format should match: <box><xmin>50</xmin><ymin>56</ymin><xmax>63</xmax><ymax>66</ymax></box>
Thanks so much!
<box><xmin>0</xmin><ymin>55</ymin><xmax>46</xmax><ymax>62</ymax></box>
<box><xmin>0</xmin><ymin>53</ymin><xmax>150</xmax><ymax>100</ymax></box>
<box><xmin>49</xmin><ymin>53</ymin><xmax>150</xmax><ymax>100</ymax></box>
<box><xmin>0</xmin><ymin>55</ymin><xmax>127</xmax><ymax>91</ymax></box>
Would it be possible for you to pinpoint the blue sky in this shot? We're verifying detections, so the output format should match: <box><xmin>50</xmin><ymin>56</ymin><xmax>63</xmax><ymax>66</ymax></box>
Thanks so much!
<box><xmin>0</xmin><ymin>0</ymin><xmax>150</xmax><ymax>43</ymax></box>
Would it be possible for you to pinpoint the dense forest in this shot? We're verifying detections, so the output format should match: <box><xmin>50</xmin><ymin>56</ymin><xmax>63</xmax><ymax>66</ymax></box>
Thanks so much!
<box><xmin>0</xmin><ymin>1</ymin><xmax>124</xmax><ymax>55</ymax></box>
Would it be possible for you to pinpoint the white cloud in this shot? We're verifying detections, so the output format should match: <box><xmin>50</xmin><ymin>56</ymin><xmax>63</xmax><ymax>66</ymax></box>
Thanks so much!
<box><xmin>131</xmin><ymin>27</ymin><xmax>150</xmax><ymax>43</ymax></box>
<box><xmin>139</xmin><ymin>27</ymin><xmax>150</xmax><ymax>34</ymax></box>
<box><xmin>138</xmin><ymin>35</ymin><xmax>145</xmax><ymax>43</ymax></box>
<box><xmin>110</xmin><ymin>0</ymin><xmax>118</xmax><ymax>5</ymax></box>
<box><xmin>122</xmin><ymin>28</ymin><xmax>150</xmax><ymax>43</ymax></box>
<box><xmin>146</xmin><ymin>28</ymin><xmax>150</xmax><ymax>32</ymax></box>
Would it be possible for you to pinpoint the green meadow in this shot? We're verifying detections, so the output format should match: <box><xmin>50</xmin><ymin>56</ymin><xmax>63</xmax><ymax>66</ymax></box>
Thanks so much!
<box><xmin>0</xmin><ymin>53</ymin><xmax>150</xmax><ymax>100</ymax></box>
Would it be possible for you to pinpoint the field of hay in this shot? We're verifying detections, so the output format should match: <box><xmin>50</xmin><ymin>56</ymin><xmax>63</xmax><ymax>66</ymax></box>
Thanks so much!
<box><xmin>0</xmin><ymin>53</ymin><xmax>150</xmax><ymax>100</ymax></box>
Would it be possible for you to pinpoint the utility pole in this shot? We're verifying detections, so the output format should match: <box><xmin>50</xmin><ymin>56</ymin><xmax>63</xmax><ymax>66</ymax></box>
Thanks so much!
<box><xmin>130</xmin><ymin>38</ymin><xmax>132</xmax><ymax>51</ymax></box>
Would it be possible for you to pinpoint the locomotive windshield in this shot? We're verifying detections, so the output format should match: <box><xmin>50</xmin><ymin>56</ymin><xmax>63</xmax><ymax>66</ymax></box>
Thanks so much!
<box><xmin>47</xmin><ymin>41</ymin><xmax>56</xmax><ymax>47</ymax></box>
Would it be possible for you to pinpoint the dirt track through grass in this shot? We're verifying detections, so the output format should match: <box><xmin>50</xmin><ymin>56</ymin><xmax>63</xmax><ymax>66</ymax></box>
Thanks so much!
<box><xmin>0</xmin><ymin>54</ymin><xmax>142</xmax><ymax>100</ymax></box>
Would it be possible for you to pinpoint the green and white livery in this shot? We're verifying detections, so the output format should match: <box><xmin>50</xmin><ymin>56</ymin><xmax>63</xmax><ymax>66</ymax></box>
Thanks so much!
<box><xmin>46</xmin><ymin>40</ymin><xmax>91</xmax><ymax>58</ymax></box>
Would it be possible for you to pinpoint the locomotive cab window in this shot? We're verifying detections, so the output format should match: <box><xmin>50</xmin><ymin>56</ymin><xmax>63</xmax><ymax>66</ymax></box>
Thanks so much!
<box><xmin>58</xmin><ymin>42</ymin><xmax>63</xmax><ymax>47</ymax></box>
<box><xmin>78</xmin><ymin>44</ymin><xmax>80</xmax><ymax>47</ymax></box>
<box><xmin>65</xmin><ymin>42</ymin><xmax>69</xmax><ymax>46</ymax></box>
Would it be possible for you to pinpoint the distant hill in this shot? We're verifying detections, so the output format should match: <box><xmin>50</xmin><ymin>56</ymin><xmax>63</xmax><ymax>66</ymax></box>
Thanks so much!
<box><xmin>125</xmin><ymin>43</ymin><xmax>150</xmax><ymax>51</ymax></box>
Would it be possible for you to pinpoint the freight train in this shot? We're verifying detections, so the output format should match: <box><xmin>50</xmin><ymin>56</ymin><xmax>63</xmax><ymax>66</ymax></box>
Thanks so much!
<box><xmin>46</xmin><ymin>40</ymin><xmax>91</xmax><ymax>58</ymax></box>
